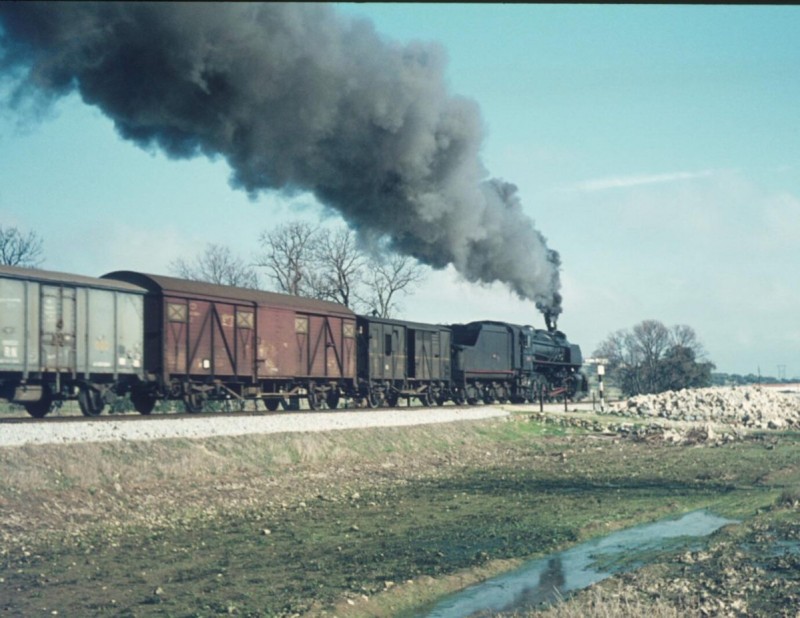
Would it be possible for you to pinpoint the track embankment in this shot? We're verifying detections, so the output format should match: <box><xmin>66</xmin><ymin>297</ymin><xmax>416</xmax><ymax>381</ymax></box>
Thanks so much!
<box><xmin>0</xmin><ymin>406</ymin><xmax>508</xmax><ymax>447</ymax></box>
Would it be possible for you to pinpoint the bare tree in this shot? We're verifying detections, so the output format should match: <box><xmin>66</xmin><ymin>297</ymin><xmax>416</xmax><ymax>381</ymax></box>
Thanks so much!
<box><xmin>256</xmin><ymin>222</ymin><xmax>318</xmax><ymax>296</ymax></box>
<box><xmin>669</xmin><ymin>324</ymin><xmax>707</xmax><ymax>359</ymax></box>
<box><xmin>309</xmin><ymin>226</ymin><xmax>365</xmax><ymax>308</ymax></box>
<box><xmin>359</xmin><ymin>253</ymin><xmax>426</xmax><ymax>318</ymax></box>
<box><xmin>170</xmin><ymin>243</ymin><xmax>260</xmax><ymax>288</ymax></box>
<box><xmin>0</xmin><ymin>225</ymin><xmax>44</xmax><ymax>267</ymax></box>
<box><xmin>594</xmin><ymin>319</ymin><xmax>714</xmax><ymax>396</ymax></box>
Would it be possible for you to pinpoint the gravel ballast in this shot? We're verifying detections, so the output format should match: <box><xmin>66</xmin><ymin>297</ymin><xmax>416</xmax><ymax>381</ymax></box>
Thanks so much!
<box><xmin>0</xmin><ymin>406</ymin><xmax>509</xmax><ymax>448</ymax></box>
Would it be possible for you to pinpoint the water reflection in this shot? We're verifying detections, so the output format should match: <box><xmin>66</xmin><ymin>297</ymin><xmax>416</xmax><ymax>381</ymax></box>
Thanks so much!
<box><xmin>423</xmin><ymin>510</ymin><xmax>738</xmax><ymax>618</ymax></box>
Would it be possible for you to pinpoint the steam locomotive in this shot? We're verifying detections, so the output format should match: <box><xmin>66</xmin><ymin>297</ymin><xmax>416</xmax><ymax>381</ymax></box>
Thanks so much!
<box><xmin>0</xmin><ymin>264</ymin><xmax>586</xmax><ymax>417</ymax></box>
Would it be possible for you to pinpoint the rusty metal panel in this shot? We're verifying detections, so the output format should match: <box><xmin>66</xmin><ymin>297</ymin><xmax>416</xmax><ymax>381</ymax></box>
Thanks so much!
<box><xmin>102</xmin><ymin>270</ymin><xmax>356</xmax><ymax>384</ymax></box>
<box><xmin>255</xmin><ymin>306</ymin><xmax>292</xmax><ymax>378</ymax></box>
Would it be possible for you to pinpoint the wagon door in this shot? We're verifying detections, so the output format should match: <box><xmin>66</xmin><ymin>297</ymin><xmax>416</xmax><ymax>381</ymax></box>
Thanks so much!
<box><xmin>40</xmin><ymin>285</ymin><xmax>76</xmax><ymax>374</ymax></box>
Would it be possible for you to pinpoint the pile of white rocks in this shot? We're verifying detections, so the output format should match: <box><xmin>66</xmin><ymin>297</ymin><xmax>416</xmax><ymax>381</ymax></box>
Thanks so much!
<box><xmin>607</xmin><ymin>386</ymin><xmax>800</xmax><ymax>431</ymax></box>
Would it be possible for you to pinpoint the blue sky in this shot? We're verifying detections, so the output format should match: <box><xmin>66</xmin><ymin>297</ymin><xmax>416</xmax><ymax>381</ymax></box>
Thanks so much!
<box><xmin>1</xmin><ymin>4</ymin><xmax>799</xmax><ymax>376</ymax></box>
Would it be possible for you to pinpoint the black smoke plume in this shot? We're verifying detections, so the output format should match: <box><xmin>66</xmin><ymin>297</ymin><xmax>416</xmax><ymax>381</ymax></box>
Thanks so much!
<box><xmin>0</xmin><ymin>3</ymin><xmax>563</xmax><ymax>320</ymax></box>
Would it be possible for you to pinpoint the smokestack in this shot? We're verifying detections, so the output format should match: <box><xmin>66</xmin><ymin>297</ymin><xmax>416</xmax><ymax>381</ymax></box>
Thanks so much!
<box><xmin>0</xmin><ymin>3</ymin><xmax>563</xmax><ymax>320</ymax></box>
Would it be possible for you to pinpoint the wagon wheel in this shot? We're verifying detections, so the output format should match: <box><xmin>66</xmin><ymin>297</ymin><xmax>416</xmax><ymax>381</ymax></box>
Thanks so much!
<box><xmin>385</xmin><ymin>390</ymin><xmax>399</xmax><ymax>408</ymax></box>
<box><xmin>24</xmin><ymin>388</ymin><xmax>53</xmax><ymax>418</ymax></box>
<box><xmin>483</xmin><ymin>387</ymin><xmax>497</xmax><ymax>405</ymax></box>
<box><xmin>364</xmin><ymin>388</ymin><xmax>381</xmax><ymax>409</ymax></box>
<box><xmin>466</xmin><ymin>385</ymin><xmax>480</xmax><ymax>405</ymax></box>
<box><xmin>131</xmin><ymin>386</ymin><xmax>156</xmax><ymax>415</ymax></box>
<box><xmin>183</xmin><ymin>392</ymin><xmax>205</xmax><ymax>413</ymax></box>
<box><xmin>419</xmin><ymin>388</ymin><xmax>434</xmax><ymax>407</ymax></box>
<box><xmin>326</xmin><ymin>389</ymin><xmax>340</xmax><ymax>410</ymax></box>
<box><xmin>452</xmin><ymin>390</ymin><xmax>466</xmax><ymax>406</ymax></box>
<box><xmin>78</xmin><ymin>387</ymin><xmax>106</xmax><ymax>417</ymax></box>
<box><xmin>264</xmin><ymin>398</ymin><xmax>282</xmax><ymax>412</ymax></box>
<box><xmin>436</xmin><ymin>394</ymin><xmax>447</xmax><ymax>406</ymax></box>
<box><xmin>307</xmin><ymin>388</ymin><xmax>320</xmax><ymax>411</ymax></box>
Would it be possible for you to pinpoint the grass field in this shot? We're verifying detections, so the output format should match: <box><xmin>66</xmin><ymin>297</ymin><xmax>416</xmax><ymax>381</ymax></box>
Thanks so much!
<box><xmin>1</xmin><ymin>411</ymin><xmax>798</xmax><ymax>616</ymax></box>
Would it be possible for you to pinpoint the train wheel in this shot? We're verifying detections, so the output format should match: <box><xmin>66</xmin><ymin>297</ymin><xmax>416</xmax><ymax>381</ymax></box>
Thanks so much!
<box><xmin>307</xmin><ymin>389</ymin><xmax>320</xmax><ymax>411</ymax></box>
<box><xmin>326</xmin><ymin>390</ymin><xmax>340</xmax><ymax>410</ymax></box>
<box><xmin>364</xmin><ymin>388</ymin><xmax>381</xmax><ymax>408</ymax></box>
<box><xmin>419</xmin><ymin>389</ymin><xmax>434</xmax><ymax>407</ymax></box>
<box><xmin>385</xmin><ymin>391</ymin><xmax>399</xmax><ymax>408</ymax></box>
<box><xmin>453</xmin><ymin>390</ymin><xmax>466</xmax><ymax>406</ymax></box>
<box><xmin>131</xmin><ymin>387</ymin><xmax>156</xmax><ymax>415</ymax></box>
<box><xmin>78</xmin><ymin>387</ymin><xmax>106</xmax><ymax>417</ymax></box>
<box><xmin>183</xmin><ymin>392</ymin><xmax>205</xmax><ymax>413</ymax></box>
<box><xmin>264</xmin><ymin>398</ymin><xmax>281</xmax><ymax>412</ymax></box>
<box><xmin>24</xmin><ymin>388</ymin><xmax>53</xmax><ymax>418</ymax></box>
<box><xmin>495</xmin><ymin>385</ymin><xmax>509</xmax><ymax>404</ymax></box>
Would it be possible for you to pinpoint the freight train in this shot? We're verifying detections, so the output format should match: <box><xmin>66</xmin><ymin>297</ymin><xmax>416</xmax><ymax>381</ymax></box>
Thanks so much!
<box><xmin>0</xmin><ymin>264</ymin><xmax>586</xmax><ymax>417</ymax></box>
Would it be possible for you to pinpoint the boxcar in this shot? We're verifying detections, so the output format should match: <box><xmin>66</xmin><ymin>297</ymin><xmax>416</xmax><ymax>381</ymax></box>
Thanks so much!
<box><xmin>0</xmin><ymin>264</ymin><xmax>145</xmax><ymax>417</ymax></box>
<box><xmin>102</xmin><ymin>272</ymin><xmax>357</xmax><ymax>412</ymax></box>
<box><xmin>356</xmin><ymin>315</ymin><xmax>451</xmax><ymax>407</ymax></box>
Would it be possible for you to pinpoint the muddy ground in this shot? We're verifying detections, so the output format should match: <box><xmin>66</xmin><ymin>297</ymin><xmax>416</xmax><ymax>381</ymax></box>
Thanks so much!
<box><xmin>1</xmin><ymin>407</ymin><xmax>798</xmax><ymax>617</ymax></box>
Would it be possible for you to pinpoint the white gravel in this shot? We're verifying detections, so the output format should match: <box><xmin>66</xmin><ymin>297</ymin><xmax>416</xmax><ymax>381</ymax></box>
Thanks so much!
<box><xmin>0</xmin><ymin>406</ymin><xmax>509</xmax><ymax>448</ymax></box>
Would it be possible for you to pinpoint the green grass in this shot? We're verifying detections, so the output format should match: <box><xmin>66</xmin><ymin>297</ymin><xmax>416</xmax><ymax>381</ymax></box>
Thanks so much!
<box><xmin>1</xmin><ymin>417</ymin><xmax>798</xmax><ymax>617</ymax></box>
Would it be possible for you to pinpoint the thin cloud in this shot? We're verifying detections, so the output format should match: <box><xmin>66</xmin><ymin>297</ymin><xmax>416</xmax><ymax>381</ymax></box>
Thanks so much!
<box><xmin>570</xmin><ymin>169</ymin><xmax>716</xmax><ymax>192</ymax></box>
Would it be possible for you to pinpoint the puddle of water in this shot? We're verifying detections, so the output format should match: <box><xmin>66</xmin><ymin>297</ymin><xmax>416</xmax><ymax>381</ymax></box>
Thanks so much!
<box><xmin>421</xmin><ymin>509</ymin><xmax>738</xmax><ymax>618</ymax></box>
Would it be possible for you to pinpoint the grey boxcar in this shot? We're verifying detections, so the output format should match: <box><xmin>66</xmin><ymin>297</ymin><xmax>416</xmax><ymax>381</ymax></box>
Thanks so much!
<box><xmin>0</xmin><ymin>265</ymin><xmax>145</xmax><ymax>417</ymax></box>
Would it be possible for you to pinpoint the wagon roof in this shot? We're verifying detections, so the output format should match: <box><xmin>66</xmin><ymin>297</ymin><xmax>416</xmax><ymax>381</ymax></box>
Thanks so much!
<box><xmin>102</xmin><ymin>271</ymin><xmax>356</xmax><ymax>317</ymax></box>
<box><xmin>0</xmin><ymin>264</ymin><xmax>146</xmax><ymax>294</ymax></box>
<box><xmin>356</xmin><ymin>314</ymin><xmax>450</xmax><ymax>332</ymax></box>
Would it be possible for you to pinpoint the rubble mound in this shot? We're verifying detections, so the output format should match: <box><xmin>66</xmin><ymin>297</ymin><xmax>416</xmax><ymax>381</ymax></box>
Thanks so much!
<box><xmin>608</xmin><ymin>386</ymin><xmax>800</xmax><ymax>431</ymax></box>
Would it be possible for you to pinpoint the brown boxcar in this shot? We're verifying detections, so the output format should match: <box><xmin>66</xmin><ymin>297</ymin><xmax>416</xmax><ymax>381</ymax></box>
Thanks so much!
<box><xmin>102</xmin><ymin>271</ymin><xmax>356</xmax><ymax>412</ymax></box>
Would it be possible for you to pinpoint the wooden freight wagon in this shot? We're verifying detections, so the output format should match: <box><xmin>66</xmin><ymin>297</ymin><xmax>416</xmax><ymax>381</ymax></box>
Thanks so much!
<box><xmin>102</xmin><ymin>272</ymin><xmax>357</xmax><ymax>412</ymax></box>
<box><xmin>356</xmin><ymin>315</ymin><xmax>451</xmax><ymax>407</ymax></box>
<box><xmin>0</xmin><ymin>264</ymin><xmax>145</xmax><ymax>417</ymax></box>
